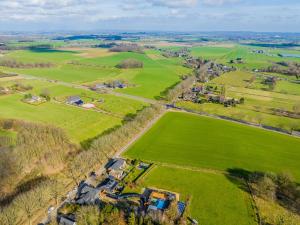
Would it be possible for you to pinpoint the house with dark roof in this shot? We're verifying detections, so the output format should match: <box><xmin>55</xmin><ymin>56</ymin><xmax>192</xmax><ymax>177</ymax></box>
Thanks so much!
<box><xmin>98</xmin><ymin>177</ymin><xmax>119</xmax><ymax>194</ymax></box>
<box><xmin>107</xmin><ymin>158</ymin><xmax>127</xmax><ymax>179</ymax></box>
<box><xmin>59</xmin><ymin>216</ymin><xmax>76</xmax><ymax>225</ymax></box>
<box><xmin>76</xmin><ymin>183</ymin><xmax>101</xmax><ymax>205</ymax></box>
<box><xmin>66</xmin><ymin>96</ymin><xmax>83</xmax><ymax>105</ymax></box>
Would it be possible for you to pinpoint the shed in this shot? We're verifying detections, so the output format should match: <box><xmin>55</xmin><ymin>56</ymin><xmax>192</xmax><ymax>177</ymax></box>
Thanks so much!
<box><xmin>66</xmin><ymin>96</ymin><xmax>83</xmax><ymax>105</ymax></box>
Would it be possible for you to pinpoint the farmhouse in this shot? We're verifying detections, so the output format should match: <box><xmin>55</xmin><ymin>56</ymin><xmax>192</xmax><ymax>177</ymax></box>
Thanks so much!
<box><xmin>107</xmin><ymin>158</ymin><xmax>127</xmax><ymax>179</ymax></box>
<box><xmin>66</xmin><ymin>96</ymin><xmax>83</xmax><ymax>105</ymax></box>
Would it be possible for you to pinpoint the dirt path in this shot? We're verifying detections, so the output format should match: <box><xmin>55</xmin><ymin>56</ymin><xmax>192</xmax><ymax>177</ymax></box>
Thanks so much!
<box><xmin>115</xmin><ymin>109</ymin><xmax>167</xmax><ymax>157</ymax></box>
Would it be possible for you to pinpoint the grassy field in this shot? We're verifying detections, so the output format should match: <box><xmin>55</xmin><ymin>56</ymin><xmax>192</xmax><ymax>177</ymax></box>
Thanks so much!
<box><xmin>212</xmin><ymin>71</ymin><xmax>254</xmax><ymax>87</ymax></box>
<box><xmin>177</xmin><ymin>101</ymin><xmax>300</xmax><ymax>131</ymax></box>
<box><xmin>1</xmin><ymin>48</ymin><xmax>190</xmax><ymax>99</ymax></box>
<box><xmin>124</xmin><ymin>112</ymin><xmax>300</xmax><ymax>181</ymax></box>
<box><xmin>0</xmin><ymin>93</ymin><xmax>122</xmax><ymax>142</ymax></box>
<box><xmin>191</xmin><ymin>45</ymin><xmax>300</xmax><ymax>70</ymax></box>
<box><xmin>0</xmin><ymin>78</ymin><xmax>148</xmax><ymax>141</ymax></box>
<box><xmin>129</xmin><ymin>166</ymin><xmax>257</xmax><ymax>225</ymax></box>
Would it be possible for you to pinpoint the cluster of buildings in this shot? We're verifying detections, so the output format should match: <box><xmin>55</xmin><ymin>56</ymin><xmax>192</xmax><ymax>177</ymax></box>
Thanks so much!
<box><xmin>90</xmin><ymin>80</ymin><xmax>127</xmax><ymax>91</ymax></box>
<box><xmin>181</xmin><ymin>84</ymin><xmax>242</xmax><ymax>107</ymax></box>
<box><xmin>161</xmin><ymin>47</ymin><xmax>190</xmax><ymax>58</ymax></box>
<box><xmin>57</xmin><ymin>158</ymin><xmax>128</xmax><ymax>224</ymax></box>
<box><xmin>56</xmin><ymin>158</ymin><xmax>187</xmax><ymax>225</ymax></box>
<box><xmin>206</xmin><ymin>63</ymin><xmax>236</xmax><ymax>77</ymax></box>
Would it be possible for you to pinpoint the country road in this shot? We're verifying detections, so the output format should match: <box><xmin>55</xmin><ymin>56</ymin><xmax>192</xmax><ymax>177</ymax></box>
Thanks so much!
<box><xmin>5</xmin><ymin>71</ymin><xmax>159</xmax><ymax>105</ymax></box>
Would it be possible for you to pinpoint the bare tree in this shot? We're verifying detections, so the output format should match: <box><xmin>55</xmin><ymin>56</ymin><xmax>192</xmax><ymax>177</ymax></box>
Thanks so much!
<box><xmin>15</xmin><ymin>192</ymin><xmax>37</xmax><ymax>225</ymax></box>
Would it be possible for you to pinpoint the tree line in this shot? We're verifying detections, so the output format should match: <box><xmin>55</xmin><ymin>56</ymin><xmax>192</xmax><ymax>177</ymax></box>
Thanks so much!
<box><xmin>0</xmin><ymin>59</ymin><xmax>54</xmax><ymax>68</ymax></box>
<box><xmin>260</xmin><ymin>61</ymin><xmax>300</xmax><ymax>78</ymax></box>
<box><xmin>116</xmin><ymin>59</ymin><xmax>144</xmax><ymax>69</ymax></box>
<box><xmin>109</xmin><ymin>44</ymin><xmax>144</xmax><ymax>54</ymax></box>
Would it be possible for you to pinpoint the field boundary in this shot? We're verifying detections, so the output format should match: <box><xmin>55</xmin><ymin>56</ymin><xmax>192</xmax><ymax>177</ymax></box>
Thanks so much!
<box><xmin>170</xmin><ymin>108</ymin><xmax>300</xmax><ymax>138</ymax></box>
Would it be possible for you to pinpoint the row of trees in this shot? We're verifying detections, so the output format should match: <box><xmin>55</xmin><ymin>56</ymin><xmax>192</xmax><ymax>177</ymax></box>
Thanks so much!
<box><xmin>66</xmin><ymin>104</ymin><xmax>164</xmax><ymax>186</ymax></box>
<box><xmin>10</xmin><ymin>82</ymin><xmax>33</xmax><ymax>92</ymax></box>
<box><xmin>55</xmin><ymin>199</ymin><xmax>190</xmax><ymax>225</ymax></box>
<box><xmin>0</xmin><ymin>104</ymin><xmax>164</xmax><ymax>225</ymax></box>
<box><xmin>0</xmin><ymin>59</ymin><xmax>54</xmax><ymax>68</ymax></box>
<box><xmin>110</xmin><ymin>44</ymin><xmax>144</xmax><ymax>54</ymax></box>
<box><xmin>166</xmin><ymin>75</ymin><xmax>196</xmax><ymax>103</ymax></box>
<box><xmin>260</xmin><ymin>61</ymin><xmax>300</xmax><ymax>78</ymax></box>
<box><xmin>116</xmin><ymin>59</ymin><xmax>144</xmax><ymax>69</ymax></box>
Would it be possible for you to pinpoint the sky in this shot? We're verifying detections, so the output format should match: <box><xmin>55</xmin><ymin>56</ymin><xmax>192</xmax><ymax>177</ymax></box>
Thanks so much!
<box><xmin>0</xmin><ymin>0</ymin><xmax>300</xmax><ymax>32</ymax></box>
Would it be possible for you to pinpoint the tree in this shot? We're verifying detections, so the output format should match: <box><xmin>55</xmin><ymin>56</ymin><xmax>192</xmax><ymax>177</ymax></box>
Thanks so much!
<box><xmin>76</xmin><ymin>205</ymin><xmax>100</xmax><ymax>225</ymax></box>
<box><xmin>48</xmin><ymin>179</ymin><xmax>64</xmax><ymax>206</ymax></box>
<box><xmin>40</xmin><ymin>88</ymin><xmax>51</xmax><ymax>101</ymax></box>
<box><xmin>0</xmin><ymin>207</ymin><xmax>18</xmax><ymax>225</ymax></box>
<box><xmin>104</xmin><ymin>208</ymin><xmax>126</xmax><ymax>225</ymax></box>
<box><xmin>128</xmin><ymin>212</ymin><xmax>136</xmax><ymax>225</ymax></box>
<box><xmin>255</xmin><ymin>176</ymin><xmax>276</xmax><ymax>200</ymax></box>
<box><xmin>164</xmin><ymin>200</ymin><xmax>179</xmax><ymax>224</ymax></box>
<box><xmin>239</xmin><ymin>97</ymin><xmax>245</xmax><ymax>104</ymax></box>
<box><xmin>15</xmin><ymin>192</ymin><xmax>37</xmax><ymax>225</ymax></box>
<box><xmin>255</xmin><ymin>114</ymin><xmax>264</xmax><ymax>125</ymax></box>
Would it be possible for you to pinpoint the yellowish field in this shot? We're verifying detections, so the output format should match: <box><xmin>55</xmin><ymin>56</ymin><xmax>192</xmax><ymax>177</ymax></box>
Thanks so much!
<box><xmin>59</xmin><ymin>47</ymin><xmax>117</xmax><ymax>58</ymax></box>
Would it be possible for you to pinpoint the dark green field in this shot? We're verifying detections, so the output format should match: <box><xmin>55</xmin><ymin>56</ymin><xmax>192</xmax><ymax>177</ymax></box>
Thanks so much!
<box><xmin>124</xmin><ymin>111</ymin><xmax>300</xmax><ymax>181</ymax></box>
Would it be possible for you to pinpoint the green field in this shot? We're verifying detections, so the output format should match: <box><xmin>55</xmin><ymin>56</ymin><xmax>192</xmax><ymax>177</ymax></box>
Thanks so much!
<box><xmin>0</xmin><ymin>93</ymin><xmax>122</xmax><ymax>142</ymax></box>
<box><xmin>212</xmin><ymin>71</ymin><xmax>254</xmax><ymax>87</ymax></box>
<box><xmin>131</xmin><ymin>166</ymin><xmax>256</xmax><ymax>225</ymax></box>
<box><xmin>0</xmin><ymin>79</ymin><xmax>147</xmax><ymax>141</ymax></box>
<box><xmin>124</xmin><ymin>111</ymin><xmax>300</xmax><ymax>224</ymax></box>
<box><xmin>191</xmin><ymin>45</ymin><xmax>300</xmax><ymax>70</ymax></box>
<box><xmin>124</xmin><ymin>112</ymin><xmax>300</xmax><ymax>181</ymax></box>
<box><xmin>1</xmin><ymin>48</ymin><xmax>190</xmax><ymax>99</ymax></box>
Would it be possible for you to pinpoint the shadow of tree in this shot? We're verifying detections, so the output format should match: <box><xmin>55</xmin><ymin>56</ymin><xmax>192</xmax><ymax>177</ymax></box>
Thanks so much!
<box><xmin>27</xmin><ymin>45</ymin><xmax>77</xmax><ymax>54</ymax></box>
<box><xmin>0</xmin><ymin>176</ymin><xmax>49</xmax><ymax>207</ymax></box>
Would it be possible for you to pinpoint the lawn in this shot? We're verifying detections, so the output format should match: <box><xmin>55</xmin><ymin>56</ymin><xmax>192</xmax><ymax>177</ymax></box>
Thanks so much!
<box><xmin>127</xmin><ymin>166</ymin><xmax>257</xmax><ymax>225</ymax></box>
<box><xmin>0</xmin><ymin>93</ymin><xmax>122</xmax><ymax>142</ymax></box>
<box><xmin>124</xmin><ymin>112</ymin><xmax>300</xmax><ymax>181</ymax></box>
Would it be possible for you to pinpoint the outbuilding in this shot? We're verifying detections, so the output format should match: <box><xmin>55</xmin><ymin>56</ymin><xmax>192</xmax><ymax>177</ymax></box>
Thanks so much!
<box><xmin>66</xmin><ymin>96</ymin><xmax>83</xmax><ymax>105</ymax></box>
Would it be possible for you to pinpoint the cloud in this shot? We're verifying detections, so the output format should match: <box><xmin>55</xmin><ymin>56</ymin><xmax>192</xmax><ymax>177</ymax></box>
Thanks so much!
<box><xmin>202</xmin><ymin>0</ymin><xmax>240</xmax><ymax>6</ymax></box>
<box><xmin>148</xmin><ymin>0</ymin><xmax>197</xmax><ymax>8</ymax></box>
<box><xmin>0</xmin><ymin>0</ymin><xmax>299</xmax><ymax>32</ymax></box>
